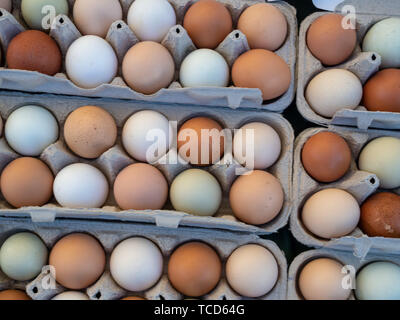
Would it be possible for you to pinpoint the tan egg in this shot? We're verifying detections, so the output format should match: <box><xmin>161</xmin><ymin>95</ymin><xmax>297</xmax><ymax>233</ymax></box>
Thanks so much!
<box><xmin>0</xmin><ymin>116</ymin><xmax>3</xmax><ymax>137</ymax></box>
<box><xmin>0</xmin><ymin>289</ymin><xmax>30</xmax><ymax>300</ymax></box>
<box><xmin>299</xmin><ymin>258</ymin><xmax>351</xmax><ymax>300</ymax></box>
<box><xmin>73</xmin><ymin>0</ymin><xmax>123</xmax><ymax>38</ymax></box>
<box><xmin>229</xmin><ymin>170</ymin><xmax>284</xmax><ymax>225</ymax></box>
<box><xmin>0</xmin><ymin>157</ymin><xmax>53</xmax><ymax>208</ymax></box>
<box><xmin>238</xmin><ymin>3</ymin><xmax>287</xmax><ymax>51</ymax></box>
<box><xmin>183</xmin><ymin>0</ymin><xmax>232</xmax><ymax>49</ymax></box>
<box><xmin>64</xmin><ymin>106</ymin><xmax>117</xmax><ymax>159</ymax></box>
<box><xmin>121</xmin><ymin>296</ymin><xmax>146</xmax><ymax>300</ymax></box>
<box><xmin>113</xmin><ymin>163</ymin><xmax>168</xmax><ymax>210</ymax></box>
<box><xmin>232</xmin><ymin>49</ymin><xmax>290</xmax><ymax>100</ymax></box>
<box><xmin>177</xmin><ymin>117</ymin><xmax>225</xmax><ymax>166</ymax></box>
<box><xmin>122</xmin><ymin>41</ymin><xmax>175</xmax><ymax>95</ymax></box>
<box><xmin>168</xmin><ymin>242</ymin><xmax>221</xmax><ymax>297</ymax></box>
<box><xmin>306</xmin><ymin>14</ymin><xmax>357</xmax><ymax>66</ymax></box>
<box><xmin>49</xmin><ymin>233</ymin><xmax>106</xmax><ymax>290</ymax></box>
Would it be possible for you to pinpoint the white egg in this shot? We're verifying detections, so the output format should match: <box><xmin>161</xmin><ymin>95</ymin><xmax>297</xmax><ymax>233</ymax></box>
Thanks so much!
<box><xmin>5</xmin><ymin>105</ymin><xmax>58</xmax><ymax>156</ymax></box>
<box><xmin>233</xmin><ymin>122</ymin><xmax>281</xmax><ymax>170</ymax></box>
<box><xmin>122</xmin><ymin>110</ymin><xmax>172</xmax><ymax>163</ymax></box>
<box><xmin>356</xmin><ymin>262</ymin><xmax>400</xmax><ymax>300</ymax></box>
<box><xmin>226</xmin><ymin>244</ymin><xmax>278</xmax><ymax>298</ymax></box>
<box><xmin>302</xmin><ymin>188</ymin><xmax>360</xmax><ymax>239</ymax></box>
<box><xmin>170</xmin><ymin>169</ymin><xmax>222</xmax><ymax>216</ymax></box>
<box><xmin>358</xmin><ymin>136</ymin><xmax>400</xmax><ymax>189</ymax></box>
<box><xmin>110</xmin><ymin>237</ymin><xmax>163</xmax><ymax>292</ymax></box>
<box><xmin>53</xmin><ymin>163</ymin><xmax>109</xmax><ymax>208</ymax></box>
<box><xmin>363</xmin><ymin>18</ymin><xmax>400</xmax><ymax>68</ymax></box>
<box><xmin>127</xmin><ymin>0</ymin><xmax>176</xmax><ymax>42</ymax></box>
<box><xmin>305</xmin><ymin>69</ymin><xmax>362</xmax><ymax>118</ymax></box>
<box><xmin>52</xmin><ymin>291</ymin><xmax>89</xmax><ymax>300</ymax></box>
<box><xmin>66</xmin><ymin>35</ymin><xmax>118</xmax><ymax>89</ymax></box>
<box><xmin>180</xmin><ymin>49</ymin><xmax>229</xmax><ymax>87</ymax></box>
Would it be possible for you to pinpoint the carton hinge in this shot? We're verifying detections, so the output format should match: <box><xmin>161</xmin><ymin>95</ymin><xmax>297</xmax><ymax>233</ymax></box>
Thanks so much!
<box><xmin>154</xmin><ymin>211</ymin><xmax>186</xmax><ymax>229</ymax></box>
<box><xmin>30</xmin><ymin>210</ymin><xmax>57</xmax><ymax>223</ymax></box>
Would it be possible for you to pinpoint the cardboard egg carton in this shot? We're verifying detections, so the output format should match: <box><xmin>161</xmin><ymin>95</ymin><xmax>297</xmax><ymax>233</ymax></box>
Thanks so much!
<box><xmin>291</xmin><ymin>126</ymin><xmax>400</xmax><ymax>259</ymax></box>
<box><xmin>0</xmin><ymin>216</ymin><xmax>288</xmax><ymax>300</ymax></box>
<box><xmin>0</xmin><ymin>90</ymin><xmax>294</xmax><ymax>234</ymax></box>
<box><xmin>0</xmin><ymin>0</ymin><xmax>297</xmax><ymax>111</ymax></box>
<box><xmin>287</xmin><ymin>248</ymin><xmax>400</xmax><ymax>300</ymax></box>
<box><xmin>297</xmin><ymin>0</ymin><xmax>400</xmax><ymax>130</ymax></box>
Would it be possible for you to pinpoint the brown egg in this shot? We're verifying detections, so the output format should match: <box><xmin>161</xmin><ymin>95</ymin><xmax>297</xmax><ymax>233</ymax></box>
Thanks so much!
<box><xmin>360</xmin><ymin>192</ymin><xmax>400</xmax><ymax>238</ymax></box>
<box><xmin>183</xmin><ymin>0</ymin><xmax>232</xmax><ymax>49</ymax></box>
<box><xmin>121</xmin><ymin>296</ymin><xmax>146</xmax><ymax>300</ymax></box>
<box><xmin>168</xmin><ymin>242</ymin><xmax>221</xmax><ymax>297</ymax></box>
<box><xmin>64</xmin><ymin>106</ymin><xmax>117</xmax><ymax>159</ymax></box>
<box><xmin>0</xmin><ymin>289</ymin><xmax>30</xmax><ymax>300</ymax></box>
<box><xmin>122</xmin><ymin>41</ymin><xmax>175</xmax><ymax>95</ymax></box>
<box><xmin>229</xmin><ymin>170</ymin><xmax>284</xmax><ymax>225</ymax></box>
<box><xmin>0</xmin><ymin>157</ymin><xmax>53</xmax><ymax>208</ymax></box>
<box><xmin>301</xmin><ymin>131</ymin><xmax>352</xmax><ymax>183</ymax></box>
<box><xmin>177</xmin><ymin>117</ymin><xmax>224</xmax><ymax>166</ymax></box>
<box><xmin>237</xmin><ymin>3</ymin><xmax>287</xmax><ymax>51</ymax></box>
<box><xmin>6</xmin><ymin>30</ymin><xmax>62</xmax><ymax>76</ymax></box>
<box><xmin>73</xmin><ymin>0</ymin><xmax>123</xmax><ymax>38</ymax></box>
<box><xmin>306</xmin><ymin>14</ymin><xmax>357</xmax><ymax>66</ymax></box>
<box><xmin>113</xmin><ymin>163</ymin><xmax>168</xmax><ymax>210</ymax></box>
<box><xmin>232</xmin><ymin>49</ymin><xmax>291</xmax><ymax>101</ymax></box>
<box><xmin>49</xmin><ymin>233</ymin><xmax>106</xmax><ymax>290</ymax></box>
<box><xmin>363</xmin><ymin>69</ymin><xmax>400</xmax><ymax>113</ymax></box>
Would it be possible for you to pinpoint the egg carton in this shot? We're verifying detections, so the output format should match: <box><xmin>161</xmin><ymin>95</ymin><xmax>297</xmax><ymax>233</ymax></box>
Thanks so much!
<box><xmin>297</xmin><ymin>0</ymin><xmax>400</xmax><ymax>130</ymax></box>
<box><xmin>291</xmin><ymin>125</ymin><xmax>400</xmax><ymax>259</ymax></box>
<box><xmin>0</xmin><ymin>0</ymin><xmax>297</xmax><ymax>111</ymax></box>
<box><xmin>0</xmin><ymin>90</ymin><xmax>294</xmax><ymax>235</ymax></box>
<box><xmin>0</xmin><ymin>216</ymin><xmax>288</xmax><ymax>300</ymax></box>
<box><xmin>287</xmin><ymin>248</ymin><xmax>400</xmax><ymax>300</ymax></box>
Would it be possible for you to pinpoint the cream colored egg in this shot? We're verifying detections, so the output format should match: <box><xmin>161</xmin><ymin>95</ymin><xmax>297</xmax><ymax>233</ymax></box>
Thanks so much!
<box><xmin>306</xmin><ymin>69</ymin><xmax>362</xmax><ymax>118</ymax></box>
<box><xmin>302</xmin><ymin>188</ymin><xmax>360</xmax><ymax>239</ymax></box>
<box><xmin>226</xmin><ymin>244</ymin><xmax>278</xmax><ymax>298</ymax></box>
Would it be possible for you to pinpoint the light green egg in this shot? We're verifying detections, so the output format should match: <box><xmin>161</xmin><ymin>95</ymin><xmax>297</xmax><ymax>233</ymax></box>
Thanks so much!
<box><xmin>21</xmin><ymin>0</ymin><xmax>69</xmax><ymax>31</ymax></box>
<box><xmin>0</xmin><ymin>232</ymin><xmax>48</xmax><ymax>281</ymax></box>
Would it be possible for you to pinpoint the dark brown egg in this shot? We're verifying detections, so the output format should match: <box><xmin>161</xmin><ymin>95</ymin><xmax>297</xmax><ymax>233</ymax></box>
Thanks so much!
<box><xmin>363</xmin><ymin>69</ymin><xmax>400</xmax><ymax>113</ymax></box>
<box><xmin>360</xmin><ymin>192</ymin><xmax>400</xmax><ymax>238</ymax></box>
<box><xmin>6</xmin><ymin>30</ymin><xmax>62</xmax><ymax>76</ymax></box>
<box><xmin>177</xmin><ymin>117</ymin><xmax>225</xmax><ymax>166</ymax></box>
<box><xmin>306</xmin><ymin>14</ymin><xmax>357</xmax><ymax>66</ymax></box>
<box><xmin>301</xmin><ymin>131</ymin><xmax>352</xmax><ymax>183</ymax></box>
<box><xmin>232</xmin><ymin>49</ymin><xmax>291</xmax><ymax>101</ymax></box>
<box><xmin>183</xmin><ymin>0</ymin><xmax>232</xmax><ymax>49</ymax></box>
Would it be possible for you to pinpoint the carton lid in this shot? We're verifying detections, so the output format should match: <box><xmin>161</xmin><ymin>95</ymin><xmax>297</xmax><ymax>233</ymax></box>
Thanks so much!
<box><xmin>313</xmin><ymin>0</ymin><xmax>400</xmax><ymax>16</ymax></box>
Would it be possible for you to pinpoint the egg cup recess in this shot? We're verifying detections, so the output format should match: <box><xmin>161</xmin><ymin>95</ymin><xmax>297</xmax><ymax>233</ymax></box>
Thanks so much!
<box><xmin>297</xmin><ymin>0</ymin><xmax>400</xmax><ymax>130</ymax></box>
<box><xmin>0</xmin><ymin>0</ymin><xmax>297</xmax><ymax>111</ymax></box>
<box><xmin>0</xmin><ymin>217</ymin><xmax>289</xmax><ymax>300</ymax></box>
<box><xmin>287</xmin><ymin>248</ymin><xmax>400</xmax><ymax>300</ymax></box>
<box><xmin>0</xmin><ymin>91</ymin><xmax>293</xmax><ymax>235</ymax></box>
<box><xmin>291</xmin><ymin>126</ymin><xmax>400</xmax><ymax>258</ymax></box>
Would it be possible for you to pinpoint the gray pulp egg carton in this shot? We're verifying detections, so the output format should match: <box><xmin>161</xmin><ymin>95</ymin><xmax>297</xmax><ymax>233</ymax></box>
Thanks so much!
<box><xmin>297</xmin><ymin>0</ymin><xmax>400</xmax><ymax>130</ymax></box>
<box><xmin>291</xmin><ymin>125</ymin><xmax>400</xmax><ymax>260</ymax></box>
<box><xmin>287</xmin><ymin>248</ymin><xmax>400</xmax><ymax>300</ymax></box>
<box><xmin>0</xmin><ymin>216</ymin><xmax>288</xmax><ymax>300</ymax></box>
<box><xmin>0</xmin><ymin>0</ymin><xmax>297</xmax><ymax>111</ymax></box>
<box><xmin>0</xmin><ymin>90</ymin><xmax>294</xmax><ymax>235</ymax></box>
